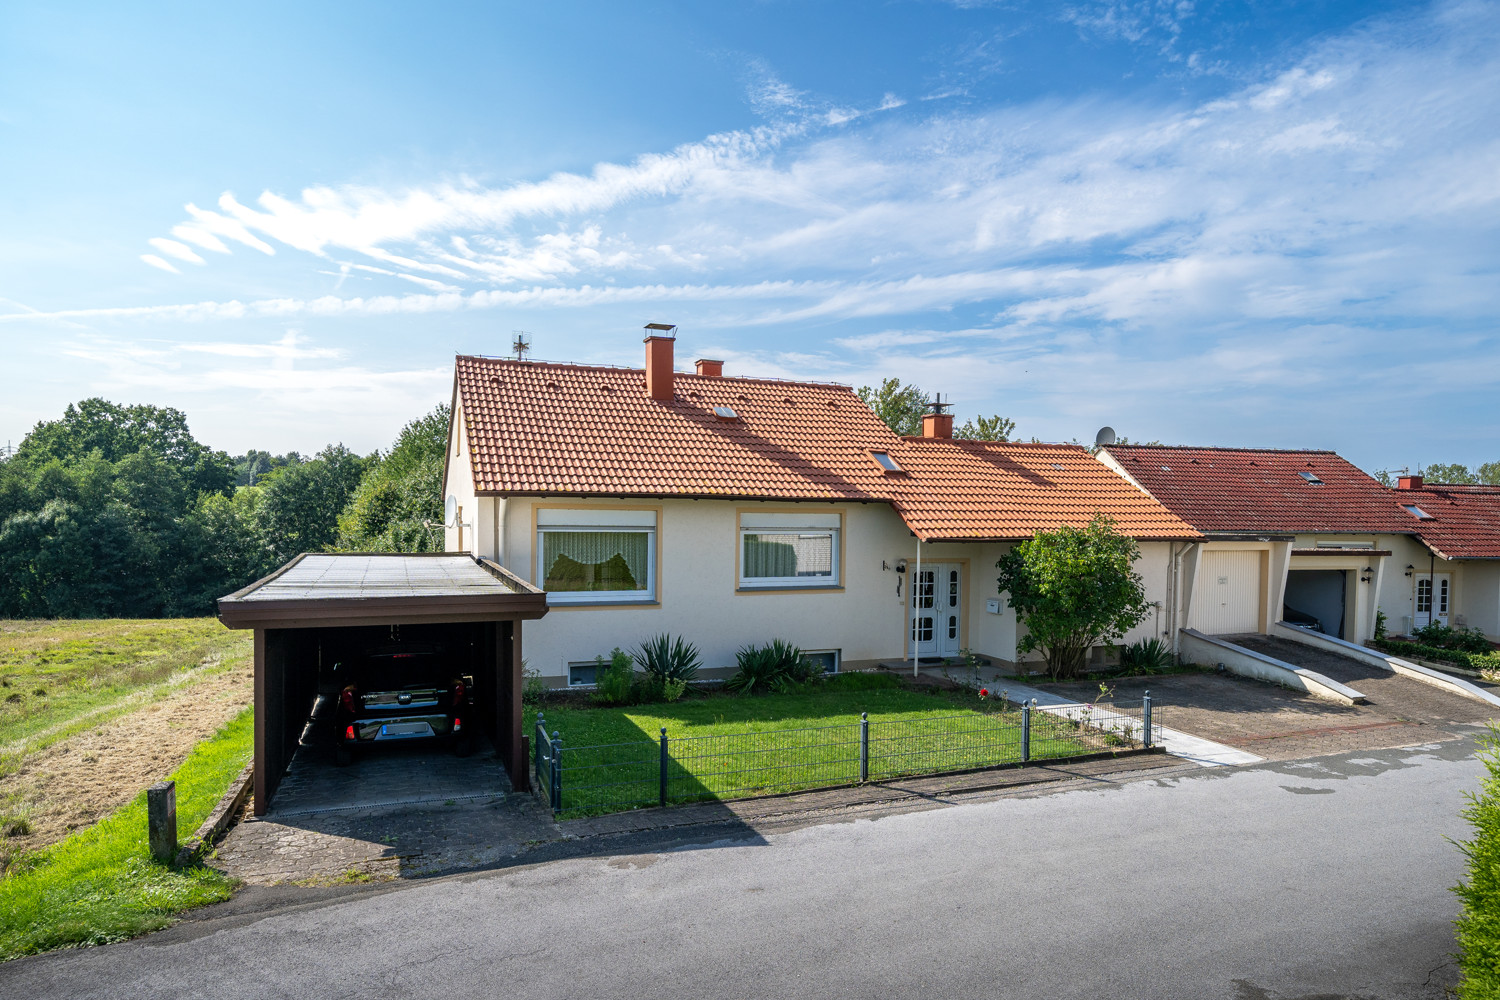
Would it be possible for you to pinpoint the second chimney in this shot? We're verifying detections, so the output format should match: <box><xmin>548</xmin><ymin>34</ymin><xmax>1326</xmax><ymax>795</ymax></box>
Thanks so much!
<box><xmin>921</xmin><ymin>412</ymin><xmax>954</xmax><ymax>439</ymax></box>
<box><xmin>695</xmin><ymin>358</ymin><xmax>724</xmax><ymax>377</ymax></box>
<box><xmin>644</xmin><ymin>323</ymin><xmax>677</xmax><ymax>402</ymax></box>
<box><xmin>1398</xmin><ymin>475</ymin><xmax>1424</xmax><ymax>490</ymax></box>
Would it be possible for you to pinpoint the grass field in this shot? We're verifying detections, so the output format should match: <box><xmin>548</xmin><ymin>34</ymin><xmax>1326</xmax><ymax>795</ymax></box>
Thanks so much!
<box><xmin>526</xmin><ymin>674</ymin><xmax>1117</xmax><ymax>817</ymax></box>
<box><xmin>0</xmin><ymin>619</ymin><xmax>253</xmax><ymax>861</ymax></box>
<box><xmin>0</xmin><ymin>708</ymin><xmax>252</xmax><ymax>961</ymax></box>
<box><xmin>0</xmin><ymin>619</ymin><xmax>250</xmax><ymax>751</ymax></box>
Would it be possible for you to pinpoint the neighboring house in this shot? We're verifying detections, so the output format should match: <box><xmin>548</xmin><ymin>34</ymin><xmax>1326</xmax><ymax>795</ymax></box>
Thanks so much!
<box><xmin>1388</xmin><ymin>477</ymin><xmax>1500</xmax><ymax>639</ymax></box>
<box><xmin>1095</xmin><ymin>445</ymin><xmax>1482</xmax><ymax>643</ymax></box>
<box><xmin>442</xmin><ymin>331</ymin><xmax>1199</xmax><ymax>687</ymax></box>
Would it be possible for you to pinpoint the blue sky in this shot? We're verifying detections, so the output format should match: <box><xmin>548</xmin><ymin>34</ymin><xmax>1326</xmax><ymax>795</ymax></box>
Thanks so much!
<box><xmin>1</xmin><ymin>0</ymin><xmax>1496</xmax><ymax>473</ymax></box>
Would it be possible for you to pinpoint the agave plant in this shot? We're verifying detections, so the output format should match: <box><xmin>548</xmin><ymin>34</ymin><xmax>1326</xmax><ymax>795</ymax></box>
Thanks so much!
<box><xmin>635</xmin><ymin>633</ymin><xmax>701</xmax><ymax>685</ymax></box>
<box><xmin>1119</xmin><ymin>637</ymin><xmax>1174</xmax><ymax>673</ymax></box>
<box><xmin>727</xmin><ymin>640</ymin><xmax>819</xmax><ymax>695</ymax></box>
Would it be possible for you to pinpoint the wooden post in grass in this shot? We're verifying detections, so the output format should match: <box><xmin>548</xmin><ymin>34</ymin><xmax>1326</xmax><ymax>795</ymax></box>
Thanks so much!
<box><xmin>148</xmin><ymin>781</ymin><xmax>177</xmax><ymax>863</ymax></box>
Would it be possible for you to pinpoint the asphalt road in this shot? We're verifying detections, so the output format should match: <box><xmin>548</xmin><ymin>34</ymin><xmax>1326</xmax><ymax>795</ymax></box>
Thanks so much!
<box><xmin>2</xmin><ymin>735</ymin><xmax>1484</xmax><ymax>1000</ymax></box>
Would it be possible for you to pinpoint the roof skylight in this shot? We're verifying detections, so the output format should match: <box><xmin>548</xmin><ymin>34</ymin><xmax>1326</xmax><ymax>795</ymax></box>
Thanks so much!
<box><xmin>872</xmin><ymin>452</ymin><xmax>902</xmax><ymax>472</ymax></box>
<box><xmin>1401</xmin><ymin>504</ymin><xmax>1433</xmax><ymax>520</ymax></box>
<box><xmin>713</xmin><ymin>405</ymin><xmax>738</xmax><ymax>420</ymax></box>
<box><xmin>1298</xmin><ymin>471</ymin><xmax>1325</xmax><ymax>484</ymax></box>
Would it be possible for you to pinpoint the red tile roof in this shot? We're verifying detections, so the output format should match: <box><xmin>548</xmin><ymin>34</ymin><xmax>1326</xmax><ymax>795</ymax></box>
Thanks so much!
<box><xmin>1100</xmin><ymin>445</ymin><xmax>1417</xmax><ymax>535</ymax></box>
<box><xmin>452</xmin><ymin>356</ymin><xmax>1199</xmax><ymax>542</ymax></box>
<box><xmin>1399</xmin><ymin>485</ymin><xmax>1500</xmax><ymax>560</ymax></box>
<box><xmin>890</xmin><ymin>439</ymin><xmax>1200</xmax><ymax>541</ymax></box>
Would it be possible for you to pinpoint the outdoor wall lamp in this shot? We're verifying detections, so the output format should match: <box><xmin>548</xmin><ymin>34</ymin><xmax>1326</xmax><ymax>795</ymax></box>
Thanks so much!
<box><xmin>1405</xmin><ymin>564</ymin><xmax>1414</xmax><ymax>577</ymax></box>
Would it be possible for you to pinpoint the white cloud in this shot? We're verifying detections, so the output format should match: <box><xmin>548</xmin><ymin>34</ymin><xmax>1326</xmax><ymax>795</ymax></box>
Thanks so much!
<box><xmin>147</xmin><ymin>238</ymin><xmax>207</xmax><ymax>265</ymax></box>
<box><xmin>140</xmin><ymin>254</ymin><xmax>180</xmax><ymax>274</ymax></box>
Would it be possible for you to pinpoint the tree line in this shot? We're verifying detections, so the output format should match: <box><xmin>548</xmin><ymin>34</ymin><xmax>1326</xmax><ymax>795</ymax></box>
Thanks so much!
<box><xmin>0</xmin><ymin>399</ymin><xmax>449</xmax><ymax>619</ymax></box>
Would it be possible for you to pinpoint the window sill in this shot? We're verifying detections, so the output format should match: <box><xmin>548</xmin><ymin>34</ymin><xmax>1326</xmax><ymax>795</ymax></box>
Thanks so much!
<box><xmin>736</xmin><ymin>585</ymin><xmax>845</xmax><ymax>594</ymax></box>
<box><xmin>547</xmin><ymin>598</ymin><xmax>660</xmax><ymax>609</ymax></box>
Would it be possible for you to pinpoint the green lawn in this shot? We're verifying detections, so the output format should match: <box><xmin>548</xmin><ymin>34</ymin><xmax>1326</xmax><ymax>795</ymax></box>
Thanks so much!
<box><xmin>0</xmin><ymin>618</ymin><xmax>251</xmax><ymax>750</ymax></box>
<box><xmin>527</xmin><ymin>674</ymin><xmax>1117</xmax><ymax>817</ymax></box>
<box><xmin>0</xmin><ymin>707</ymin><xmax>252</xmax><ymax>961</ymax></box>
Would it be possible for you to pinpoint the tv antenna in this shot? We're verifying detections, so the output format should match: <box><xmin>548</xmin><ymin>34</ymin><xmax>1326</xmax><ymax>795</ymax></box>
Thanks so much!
<box><xmin>512</xmin><ymin>331</ymin><xmax>532</xmax><ymax>361</ymax></box>
<box><xmin>926</xmin><ymin>392</ymin><xmax>953</xmax><ymax>414</ymax></box>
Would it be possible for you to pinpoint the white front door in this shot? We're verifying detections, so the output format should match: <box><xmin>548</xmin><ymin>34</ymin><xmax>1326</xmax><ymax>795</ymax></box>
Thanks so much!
<box><xmin>1415</xmin><ymin>573</ymin><xmax>1450</xmax><ymax>629</ymax></box>
<box><xmin>911</xmin><ymin>563</ymin><xmax>962</xmax><ymax>658</ymax></box>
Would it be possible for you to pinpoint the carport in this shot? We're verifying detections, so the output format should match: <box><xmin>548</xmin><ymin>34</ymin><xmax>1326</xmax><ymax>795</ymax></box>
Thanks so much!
<box><xmin>217</xmin><ymin>553</ymin><xmax>547</xmax><ymax>816</ymax></box>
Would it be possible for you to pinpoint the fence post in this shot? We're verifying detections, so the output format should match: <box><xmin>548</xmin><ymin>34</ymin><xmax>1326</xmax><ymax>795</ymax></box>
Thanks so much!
<box><xmin>1021</xmin><ymin>702</ymin><xmax>1031</xmax><ymax>763</ymax></box>
<box><xmin>660</xmin><ymin>727</ymin><xmax>669</xmax><ymax>807</ymax></box>
<box><xmin>147</xmin><ymin>781</ymin><xmax>177</xmax><ymax>863</ymax></box>
<box><xmin>551</xmin><ymin>731</ymin><xmax>562</xmax><ymax>813</ymax></box>
<box><xmin>1142</xmin><ymin>690</ymin><xmax>1153</xmax><ymax>749</ymax></box>
<box><xmin>859</xmin><ymin>712</ymin><xmax>869</xmax><ymax>783</ymax></box>
<box><xmin>534</xmin><ymin>712</ymin><xmax>545</xmax><ymax>790</ymax></box>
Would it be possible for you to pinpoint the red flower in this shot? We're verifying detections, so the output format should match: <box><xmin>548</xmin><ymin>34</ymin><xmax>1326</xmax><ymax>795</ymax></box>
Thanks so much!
<box><xmin>979</xmin><ymin>688</ymin><xmax>989</xmax><ymax>698</ymax></box>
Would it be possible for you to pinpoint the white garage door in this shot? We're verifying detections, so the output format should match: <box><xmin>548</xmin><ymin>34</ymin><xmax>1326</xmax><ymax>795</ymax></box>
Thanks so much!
<box><xmin>1190</xmin><ymin>550</ymin><xmax>1262</xmax><ymax>634</ymax></box>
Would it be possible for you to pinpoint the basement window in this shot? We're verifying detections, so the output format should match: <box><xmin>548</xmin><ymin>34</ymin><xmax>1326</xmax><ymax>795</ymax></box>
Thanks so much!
<box><xmin>1298</xmin><ymin>471</ymin><xmax>1325</xmax><ymax>485</ymax></box>
<box><xmin>1401</xmin><ymin>504</ymin><xmax>1433</xmax><ymax>520</ymax></box>
<box><xmin>872</xmin><ymin>452</ymin><xmax>902</xmax><ymax>472</ymax></box>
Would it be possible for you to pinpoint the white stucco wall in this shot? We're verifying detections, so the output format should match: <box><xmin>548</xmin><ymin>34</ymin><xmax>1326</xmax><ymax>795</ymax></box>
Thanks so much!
<box><xmin>500</xmin><ymin>497</ymin><xmax>989</xmax><ymax>684</ymax></box>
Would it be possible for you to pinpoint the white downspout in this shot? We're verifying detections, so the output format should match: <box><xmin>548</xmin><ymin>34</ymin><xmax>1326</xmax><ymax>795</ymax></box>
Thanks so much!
<box><xmin>912</xmin><ymin>537</ymin><xmax>922</xmax><ymax>678</ymax></box>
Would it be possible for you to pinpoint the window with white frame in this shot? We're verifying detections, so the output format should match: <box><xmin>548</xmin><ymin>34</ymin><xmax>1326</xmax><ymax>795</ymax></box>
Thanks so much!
<box><xmin>537</xmin><ymin>509</ymin><xmax>656</xmax><ymax>603</ymax></box>
<box><xmin>739</xmin><ymin>511</ymin><xmax>840</xmax><ymax>588</ymax></box>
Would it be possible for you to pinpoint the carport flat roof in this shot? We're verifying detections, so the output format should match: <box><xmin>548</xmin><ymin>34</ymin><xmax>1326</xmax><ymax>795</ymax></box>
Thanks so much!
<box><xmin>218</xmin><ymin>553</ymin><xmax>548</xmax><ymax>629</ymax></box>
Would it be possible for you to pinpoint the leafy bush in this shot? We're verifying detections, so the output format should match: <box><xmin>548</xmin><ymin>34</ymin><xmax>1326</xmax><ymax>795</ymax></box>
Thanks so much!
<box><xmin>727</xmin><ymin>640</ymin><xmax>820</xmax><ymax>695</ymax></box>
<box><xmin>1373</xmin><ymin>609</ymin><xmax>1388</xmax><ymax>641</ymax></box>
<box><xmin>1118</xmin><ymin>637</ymin><xmax>1174</xmax><ymax>673</ymax></box>
<box><xmin>592</xmin><ymin>648</ymin><xmax>635</xmax><ymax>706</ymax></box>
<box><xmin>1372</xmin><ymin>638</ymin><xmax>1500</xmax><ymax>672</ymax></box>
<box><xmin>1413</xmin><ymin>622</ymin><xmax>1494</xmax><ymax>654</ymax></box>
<box><xmin>1456</xmin><ymin>724</ymin><xmax>1500</xmax><ymax>998</ymax></box>
<box><xmin>660</xmin><ymin>677</ymin><xmax>687</xmax><ymax>703</ymax></box>
<box><xmin>521</xmin><ymin>662</ymin><xmax>548</xmax><ymax>706</ymax></box>
<box><xmin>635</xmin><ymin>633</ymin><xmax>701</xmax><ymax>686</ymax></box>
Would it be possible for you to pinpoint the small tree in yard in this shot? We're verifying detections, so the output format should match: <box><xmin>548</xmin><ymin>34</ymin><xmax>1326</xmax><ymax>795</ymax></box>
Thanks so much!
<box><xmin>995</xmin><ymin>514</ymin><xmax>1152</xmax><ymax>680</ymax></box>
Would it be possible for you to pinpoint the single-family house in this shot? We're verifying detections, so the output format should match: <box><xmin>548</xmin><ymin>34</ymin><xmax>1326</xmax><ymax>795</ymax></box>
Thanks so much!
<box><xmin>1095</xmin><ymin>445</ymin><xmax>1484</xmax><ymax>642</ymax></box>
<box><xmin>442</xmin><ymin>330</ymin><xmax>1199</xmax><ymax>686</ymax></box>
<box><xmin>1388</xmin><ymin>477</ymin><xmax>1500</xmax><ymax>639</ymax></box>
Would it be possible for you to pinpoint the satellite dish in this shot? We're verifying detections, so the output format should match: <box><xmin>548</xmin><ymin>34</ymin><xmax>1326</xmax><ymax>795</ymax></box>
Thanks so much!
<box><xmin>1094</xmin><ymin>426</ymin><xmax>1117</xmax><ymax>447</ymax></box>
<box><xmin>444</xmin><ymin>495</ymin><xmax>458</xmax><ymax>527</ymax></box>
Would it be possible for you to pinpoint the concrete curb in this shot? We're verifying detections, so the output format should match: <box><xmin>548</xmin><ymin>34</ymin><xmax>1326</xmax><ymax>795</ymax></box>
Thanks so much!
<box><xmin>175</xmin><ymin>761</ymin><xmax>254</xmax><ymax>867</ymax></box>
<box><xmin>1179</xmin><ymin>629</ymin><xmax>1367</xmax><ymax>705</ymax></box>
<box><xmin>1270</xmin><ymin>622</ymin><xmax>1500</xmax><ymax>710</ymax></box>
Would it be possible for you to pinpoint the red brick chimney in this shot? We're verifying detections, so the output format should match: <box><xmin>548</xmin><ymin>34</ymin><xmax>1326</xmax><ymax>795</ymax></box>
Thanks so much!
<box><xmin>643</xmin><ymin>323</ymin><xmax>677</xmax><ymax>402</ymax></box>
<box><xmin>695</xmin><ymin>359</ymin><xmax>723</xmax><ymax>377</ymax></box>
<box><xmin>921</xmin><ymin>412</ymin><xmax>954</xmax><ymax>439</ymax></box>
<box><xmin>1398</xmin><ymin>475</ymin><xmax>1424</xmax><ymax>490</ymax></box>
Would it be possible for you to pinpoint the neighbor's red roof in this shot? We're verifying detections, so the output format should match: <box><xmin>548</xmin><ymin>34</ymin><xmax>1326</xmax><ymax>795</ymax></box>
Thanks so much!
<box><xmin>1100</xmin><ymin>445</ymin><xmax>1417</xmax><ymax>535</ymax></box>
<box><xmin>1400</xmin><ymin>485</ymin><xmax>1500</xmax><ymax>560</ymax></box>
<box><xmin>452</xmin><ymin>356</ymin><xmax>1199</xmax><ymax>542</ymax></box>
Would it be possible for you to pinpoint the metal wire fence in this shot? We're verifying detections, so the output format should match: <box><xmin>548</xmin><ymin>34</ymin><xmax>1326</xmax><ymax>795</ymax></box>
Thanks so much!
<box><xmin>534</xmin><ymin>695</ymin><xmax>1161</xmax><ymax>818</ymax></box>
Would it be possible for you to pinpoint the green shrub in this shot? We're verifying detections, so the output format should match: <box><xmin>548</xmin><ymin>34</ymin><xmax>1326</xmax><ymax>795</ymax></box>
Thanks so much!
<box><xmin>1373</xmin><ymin>638</ymin><xmax>1500</xmax><ymax>673</ymax></box>
<box><xmin>592</xmin><ymin>648</ymin><xmax>635</xmax><ymax>706</ymax></box>
<box><xmin>1118</xmin><ymin>637</ymin><xmax>1174</xmax><ymax>673</ymax></box>
<box><xmin>660</xmin><ymin>677</ymin><xmax>687</xmax><ymax>703</ymax></box>
<box><xmin>1413</xmin><ymin>622</ymin><xmax>1494</xmax><ymax>654</ymax></box>
<box><xmin>1456</xmin><ymin>724</ymin><xmax>1500</xmax><ymax>998</ymax></box>
<box><xmin>635</xmin><ymin>634</ymin><xmax>701</xmax><ymax>686</ymax></box>
<box><xmin>521</xmin><ymin>662</ymin><xmax>548</xmax><ymax>706</ymax></box>
<box><xmin>727</xmin><ymin>640</ymin><xmax>819</xmax><ymax>695</ymax></box>
<box><xmin>1373</xmin><ymin>609</ymin><xmax>1388</xmax><ymax>641</ymax></box>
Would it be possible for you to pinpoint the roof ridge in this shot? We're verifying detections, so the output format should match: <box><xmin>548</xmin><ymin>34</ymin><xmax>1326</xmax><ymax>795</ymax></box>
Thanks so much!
<box><xmin>457</xmin><ymin>355</ymin><xmax>858</xmax><ymax>391</ymax></box>
<box><xmin>1106</xmin><ymin>444</ymin><xmax>1339</xmax><ymax>455</ymax></box>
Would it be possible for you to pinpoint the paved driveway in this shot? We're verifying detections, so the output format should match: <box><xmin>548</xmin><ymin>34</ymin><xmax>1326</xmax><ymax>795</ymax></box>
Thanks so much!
<box><xmin>5</xmin><ymin>736</ymin><xmax>1482</xmax><ymax>999</ymax></box>
<box><xmin>1039</xmin><ymin>667</ymin><xmax>1492</xmax><ymax>761</ymax></box>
